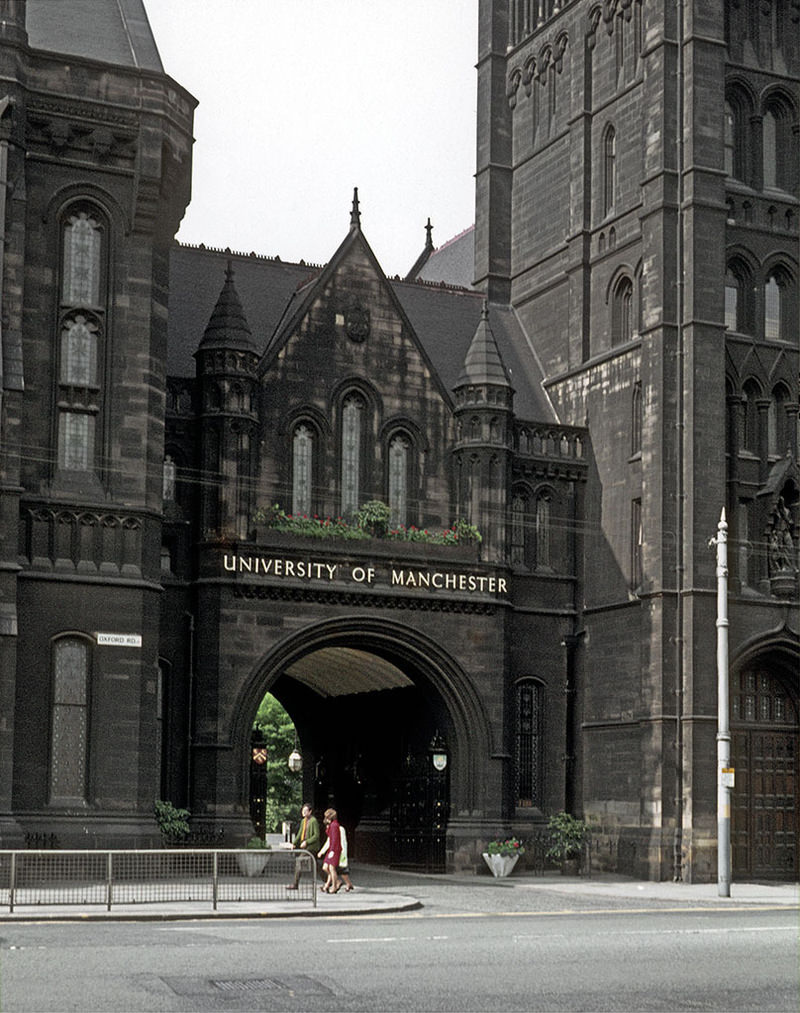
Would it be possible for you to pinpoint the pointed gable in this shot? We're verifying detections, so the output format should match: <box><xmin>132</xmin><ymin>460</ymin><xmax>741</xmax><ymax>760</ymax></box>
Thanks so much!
<box><xmin>259</xmin><ymin>191</ymin><xmax>455</xmax><ymax>409</ymax></box>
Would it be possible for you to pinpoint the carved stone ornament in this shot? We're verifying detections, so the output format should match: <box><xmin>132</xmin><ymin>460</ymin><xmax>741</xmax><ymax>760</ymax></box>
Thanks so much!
<box><xmin>345</xmin><ymin>299</ymin><xmax>370</xmax><ymax>343</ymax></box>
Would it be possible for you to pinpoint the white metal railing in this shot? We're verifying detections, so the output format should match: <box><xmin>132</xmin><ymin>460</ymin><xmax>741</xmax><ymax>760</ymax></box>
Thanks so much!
<box><xmin>0</xmin><ymin>849</ymin><xmax>316</xmax><ymax>912</ymax></box>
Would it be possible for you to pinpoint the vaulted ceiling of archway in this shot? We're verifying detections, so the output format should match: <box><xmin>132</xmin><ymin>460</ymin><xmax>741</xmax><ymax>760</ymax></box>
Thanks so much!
<box><xmin>284</xmin><ymin>647</ymin><xmax>414</xmax><ymax>698</ymax></box>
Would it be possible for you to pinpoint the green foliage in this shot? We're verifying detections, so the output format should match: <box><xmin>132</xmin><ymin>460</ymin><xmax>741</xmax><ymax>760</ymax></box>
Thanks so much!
<box><xmin>253</xmin><ymin>693</ymin><xmax>303</xmax><ymax>834</ymax></box>
<box><xmin>153</xmin><ymin>800</ymin><xmax>191</xmax><ymax>841</ymax></box>
<box><xmin>486</xmin><ymin>836</ymin><xmax>526</xmax><ymax>856</ymax></box>
<box><xmin>246</xmin><ymin>835</ymin><xmax>271</xmax><ymax>849</ymax></box>
<box><xmin>354</xmin><ymin>499</ymin><xmax>391</xmax><ymax>537</ymax></box>
<box><xmin>545</xmin><ymin>811</ymin><xmax>590</xmax><ymax>862</ymax></box>
<box><xmin>253</xmin><ymin>502</ymin><xmax>482</xmax><ymax>546</ymax></box>
<box><xmin>253</xmin><ymin>504</ymin><xmax>369</xmax><ymax>540</ymax></box>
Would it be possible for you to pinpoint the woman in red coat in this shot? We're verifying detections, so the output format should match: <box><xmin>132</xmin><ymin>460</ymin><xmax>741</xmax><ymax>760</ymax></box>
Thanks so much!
<box><xmin>319</xmin><ymin>808</ymin><xmax>342</xmax><ymax>893</ymax></box>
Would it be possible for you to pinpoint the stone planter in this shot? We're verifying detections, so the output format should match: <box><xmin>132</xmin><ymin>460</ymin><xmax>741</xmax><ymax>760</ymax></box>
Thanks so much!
<box><xmin>482</xmin><ymin>852</ymin><xmax>519</xmax><ymax>878</ymax></box>
<box><xmin>236</xmin><ymin>851</ymin><xmax>268</xmax><ymax>877</ymax></box>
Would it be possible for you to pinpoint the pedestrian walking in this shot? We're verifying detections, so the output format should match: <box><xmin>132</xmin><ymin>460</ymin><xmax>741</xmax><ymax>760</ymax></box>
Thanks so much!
<box><xmin>287</xmin><ymin>802</ymin><xmax>320</xmax><ymax>890</ymax></box>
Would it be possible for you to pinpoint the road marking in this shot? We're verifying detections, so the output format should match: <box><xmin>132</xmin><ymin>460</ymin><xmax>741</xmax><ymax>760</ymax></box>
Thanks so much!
<box><xmin>327</xmin><ymin>934</ymin><xmax>449</xmax><ymax>944</ymax></box>
<box><xmin>512</xmin><ymin>925</ymin><xmax>797</xmax><ymax>941</ymax></box>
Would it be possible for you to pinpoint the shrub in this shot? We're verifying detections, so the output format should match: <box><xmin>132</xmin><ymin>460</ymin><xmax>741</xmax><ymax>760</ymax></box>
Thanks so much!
<box><xmin>154</xmin><ymin>800</ymin><xmax>191</xmax><ymax>842</ymax></box>
<box><xmin>545</xmin><ymin>811</ymin><xmax>589</xmax><ymax>862</ymax></box>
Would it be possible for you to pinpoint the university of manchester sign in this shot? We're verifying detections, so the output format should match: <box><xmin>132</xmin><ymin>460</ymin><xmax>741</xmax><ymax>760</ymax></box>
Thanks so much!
<box><xmin>223</xmin><ymin>554</ymin><xmax>508</xmax><ymax>596</ymax></box>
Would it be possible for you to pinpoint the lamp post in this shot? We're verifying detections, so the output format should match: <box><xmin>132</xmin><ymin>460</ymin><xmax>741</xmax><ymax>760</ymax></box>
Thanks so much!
<box><xmin>711</xmin><ymin>508</ymin><xmax>732</xmax><ymax>897</ymax></box>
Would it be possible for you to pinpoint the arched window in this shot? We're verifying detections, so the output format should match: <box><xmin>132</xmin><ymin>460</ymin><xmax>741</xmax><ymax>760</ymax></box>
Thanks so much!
<box><xmin>631</xmin><ymin>497</ymin><xmax>643</xmax><ymax>588</ymax></box>
<box><xmin>341</xmin><ymin>395</ymin><xmax>365</xmax><ymax>517</ymax></box>
<box><xmin>631</xmin><ymin>381</ymin><xmax>643</xmax><ymax>455</ymax></box>
<box><xmin>515</xmin><ymin>679</ymin><xmax>544</xmax><ymax>809</ymax></box>
<box><xmin>57</xmin><ymin>206</ymin><xmax>106</xmax><ymax>476</ymax></box>
<box><xmin>612</xmin><ymin>276</ymin><xmax>633</xmax><ymax>346</ymax></box>
<box><xmin>292</xmin><ymin>424</ymin><xmax>314</xmax><ymax>516</ymax></box>
<box><xmin>742</xmin><ymin>380</ymin><xmax>762</xmax><ymax>454</ymax></box>
<box><xmin>725</xmin><ymin>269</ymin><xmax>740</xmax><ymax>331</ymax></box>
<box><xmin>388</xmin><ymin>434</ymin><xmax>409</xmax><ymax>528</ymax></box>
<box><xmin>162</xmin><ymin>455</ymin><xmax>176</xmax><ymax>501</ymax></box>
<box><xmin>763</xmin><ymin>270</ymin><xmax>793</xmax><ymax>341</ymax></box>
<box><xmin>725</xmin><ymin>259</ymin><xmax>753</xmax><ymax>333</ymax></box>
<box><xmin>60</xmin><ymin>316</ymin><xmax>98</xmax><ymax>386</ymax></box>
<box><xmin>535</xmin><ymin>492</ymin><xmax>551</xmax><ymax>569</ymax></box>
<box><xmin>50</xmin><ymin>636</ymin><xmax>90</xmax><ymax>805</ymax></box>
<box><xmin>602</xmin><ymin>125</ymin><xmax>616</xmax><ymax>217</ymax></box>
<box><xmin>762</xmin><ymin>99</ymin><xmax>795</xmax><ymax>192</ymax></box>
<box><xmin>62</xmin><ymin>211</ymin><xmax>102</xmax><ymax>306</ymax></box>
<box><xmin>511</xmin><ymin>491</ymin><xmax>527</xmax><ymax>566</ymax></box>
<box><xmin>768</xmin><ymin>385</ymin><xmax>790</xmax><ymax>458</ymax></box>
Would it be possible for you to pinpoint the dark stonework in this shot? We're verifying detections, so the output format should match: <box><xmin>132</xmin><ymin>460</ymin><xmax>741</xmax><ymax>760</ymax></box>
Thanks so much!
<box><xmin>1</xmin><ymin>2</ymin><xmax>797</xmax><ymax>880</ymax></box>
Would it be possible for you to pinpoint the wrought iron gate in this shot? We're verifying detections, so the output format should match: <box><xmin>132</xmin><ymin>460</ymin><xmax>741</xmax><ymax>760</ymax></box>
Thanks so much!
<box><xmin>390</xmin><ymin>752</ymin><xmax>449</xmax><ymax>874</ymax></box>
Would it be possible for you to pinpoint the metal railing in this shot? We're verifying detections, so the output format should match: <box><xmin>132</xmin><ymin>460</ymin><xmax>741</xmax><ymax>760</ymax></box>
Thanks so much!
<box><xmin>0</xmin><ymin>849</ymin><xmax>316</xmax><ymax>912</ymax></box>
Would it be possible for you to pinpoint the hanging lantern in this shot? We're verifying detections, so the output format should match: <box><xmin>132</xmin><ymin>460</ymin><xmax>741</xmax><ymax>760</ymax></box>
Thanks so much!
<box><xmin>288</xmin><ymin>731</ymin><xmax>302</xmax><ymax>772</ymax></box>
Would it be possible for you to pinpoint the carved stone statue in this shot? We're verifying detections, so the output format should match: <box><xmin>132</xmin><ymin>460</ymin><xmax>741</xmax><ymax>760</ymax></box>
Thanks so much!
<box><xmin>769</xmin><ymin>497</ymin><xmax>795</xmax><ymax>575</ymax></box>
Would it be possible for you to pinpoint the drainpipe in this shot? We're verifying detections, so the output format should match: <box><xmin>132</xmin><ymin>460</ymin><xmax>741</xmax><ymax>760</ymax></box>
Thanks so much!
<box><xmin>0</xmin><ymin>96</ymin><xmax>12</xmax><ymax>417</ymax></box>
<box><xmin>672</xmin><ymin>0</ymin><xmax>687</xmax><ymax>883</ymax></box>
<box><xmin>185</xmin><ymin>611</ymin><xmax>195</xmax><ymax>809</ymax></box>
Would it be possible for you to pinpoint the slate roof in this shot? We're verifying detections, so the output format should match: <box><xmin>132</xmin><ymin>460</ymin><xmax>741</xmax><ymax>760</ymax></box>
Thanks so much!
<box><xmin>167</xmin><ymin>244</ymin><xmax>319</xmax><ymax>378</ymax></box>
<box><xmin>26</xmin><ymin>0</ymin><xmax>163</xmax><ymax>72</ymax></box>
<box><xmin>412</xmin><ymin>226</ymin><xmax>476</xmax><ymax>289</ymax></box>
<box><xmin>167</xmin><ymin>242</ymin><xmax>556</xmax><ymax>423</ymax></box>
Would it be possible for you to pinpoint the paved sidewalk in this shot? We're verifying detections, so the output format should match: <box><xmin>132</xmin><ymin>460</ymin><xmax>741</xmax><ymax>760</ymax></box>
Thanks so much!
<box><xmin>0</xmin><ymin>867</ymin><xmax>795</xmax><ymax>921</ymax></box>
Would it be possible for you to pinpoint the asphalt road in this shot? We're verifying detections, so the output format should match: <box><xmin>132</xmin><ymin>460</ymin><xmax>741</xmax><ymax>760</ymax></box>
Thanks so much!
<box><xmin>0</xmin><ymin>877</ymin><xmax>797</xmax><ymax>1012</ymax></box>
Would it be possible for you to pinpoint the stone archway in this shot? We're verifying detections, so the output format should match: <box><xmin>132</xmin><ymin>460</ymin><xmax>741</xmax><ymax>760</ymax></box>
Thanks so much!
<box><xmin>730</xmin><ymin>637</ymin><xmax>799</xmax><ymax>881</ymax></box>
<box><xmin>232</xmin><ymin>616</ymin><xmax>493</xmax><ymax>870</ymax></box>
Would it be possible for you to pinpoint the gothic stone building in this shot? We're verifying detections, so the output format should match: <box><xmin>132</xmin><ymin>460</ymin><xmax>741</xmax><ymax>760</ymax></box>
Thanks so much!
<box><xmin>0</xmin><ymin>0</ymin><xmax>797</xmax><ymax>881</ymax></box>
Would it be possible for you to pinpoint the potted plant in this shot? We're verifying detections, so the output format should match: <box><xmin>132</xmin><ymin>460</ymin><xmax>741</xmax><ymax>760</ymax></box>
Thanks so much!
<box><xmin>545</xmin><ymin>811</ymin><xmax>589</xmax><ymax>874</ymax></box>
<box><xmin>236</xmin><ymin>835</ymin><xmax>271</xmax><ymax>877</ymax></box>
<box><xmin>154</xmin><ymin>800</ymin><xmax>191</xmax><ymax>846</ymax></box>
<box><xmin>482</xmin><ymin>837</ymin><xmax>525</xmax><ymax>878</ymax></box>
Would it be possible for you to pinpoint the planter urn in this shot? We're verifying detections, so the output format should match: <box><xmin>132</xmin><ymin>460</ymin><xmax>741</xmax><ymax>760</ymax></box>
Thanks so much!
<box><xmin>482</xmin><ymin>852</ymin><xmax>519</xmax><ymax>878</ymax></box>
<box><xmin>236</xmin><ymin>851</ymin><xmax>268</xmax><ymax>877</ymax></box>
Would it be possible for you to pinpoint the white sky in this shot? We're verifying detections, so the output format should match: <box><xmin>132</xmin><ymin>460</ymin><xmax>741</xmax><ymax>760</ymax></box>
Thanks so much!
<box><xmin>144</xmin><ymin>1</ymin><xmax>478</xmax><ymax>278</ymax></box>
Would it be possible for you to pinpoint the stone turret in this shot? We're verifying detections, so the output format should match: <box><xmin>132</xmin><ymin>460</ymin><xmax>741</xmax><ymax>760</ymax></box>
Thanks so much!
<box><xmin>452</xmin><ymin>302</ymin><xmax>514</xmax><ymax>560</ymax></box>
<box><xmin>195</xmin><ymin>263</ymin><xmax>259</xmax><ymax>538</ymax></box>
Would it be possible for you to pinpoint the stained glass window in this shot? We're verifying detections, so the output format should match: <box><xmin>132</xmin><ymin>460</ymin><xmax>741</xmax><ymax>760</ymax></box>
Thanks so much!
<box><xmin>515</xmin><ymin>680</ymin><xmax>543</xmax><ymax>808</ymax></box>
<box><xmin>50</xmin><ymin>638</ymin><xmax>89</xmax><ymax>803</ymax></box>
<box><xmin>62</xmin><ymin>212</ymin><xmax>101</xmax><ymax>306</ymax></box>
<box><xmin>341</xmin><ymin>397</ymin><xmax>363</xmax><ymax>516</ymax></box>
<box><xmin>388</xmin><ymin>435</ymin><xmax>409</xmax><ymax>528</ymax></box>
<box><xmin>292</xmin><ymin>425</ymin><xmax>313</xmax><ymax>516</ymax></box>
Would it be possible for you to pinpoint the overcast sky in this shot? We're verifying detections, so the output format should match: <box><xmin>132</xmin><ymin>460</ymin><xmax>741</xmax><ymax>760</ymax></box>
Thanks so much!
<box><xmin>144</xmin><ymin>1</ymin><xmax>478</xmax><ymax>278</ymax></box>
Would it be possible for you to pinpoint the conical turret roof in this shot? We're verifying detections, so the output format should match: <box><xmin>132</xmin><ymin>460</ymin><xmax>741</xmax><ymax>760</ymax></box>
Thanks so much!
<box><xmin>455</xmin><ymin>301</ymin><xmax>513</xmax><ymax>389</ymax></box>
<box><xmin>197</xmin><ymin>262</ymin><xmax>256</xmax><ymax>354</ymax></box>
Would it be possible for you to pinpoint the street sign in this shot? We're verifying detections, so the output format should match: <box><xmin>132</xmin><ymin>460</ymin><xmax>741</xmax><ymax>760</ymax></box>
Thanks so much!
<box><xmin>95</xmin><ymin>633</ymin><xmax>142</xmax><ymax>648</ymax></box>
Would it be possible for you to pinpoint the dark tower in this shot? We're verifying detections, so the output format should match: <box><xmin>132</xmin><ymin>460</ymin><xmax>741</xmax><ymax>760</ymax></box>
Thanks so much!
<box><xmin>195</xmin><ymin>264</ymin><xmax>259</xmax><ymax>540</ymax></box>
<box><xmin>453</xmin><ymin>302</ymin><xmax>515</xmax><ymax>561</ymax></box>
<box><xmin>477</xmin><ymin>0</ymin><xmax>799</xmax><ymax>880</ymax></box>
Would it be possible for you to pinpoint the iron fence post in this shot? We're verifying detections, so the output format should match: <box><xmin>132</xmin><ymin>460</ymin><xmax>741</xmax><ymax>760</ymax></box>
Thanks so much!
<box><xmin>212</xmin><ymin>850</ymin><xmax>218</xmax><ymax>910</ymax></box>
<box><xmin>106</xmin><ymin>852</ymin><xmax>113</xmax><ymax>911</ymax></box>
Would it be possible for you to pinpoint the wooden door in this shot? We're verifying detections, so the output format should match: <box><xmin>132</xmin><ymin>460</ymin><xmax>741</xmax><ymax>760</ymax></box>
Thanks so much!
<box><xmin>731</xmin><ymin>668</ymin><xmax>798</xmax><ymax>880</ymax></box>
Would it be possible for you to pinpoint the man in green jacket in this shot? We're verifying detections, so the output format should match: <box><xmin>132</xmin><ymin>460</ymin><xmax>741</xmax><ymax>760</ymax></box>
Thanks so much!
<box><xmin>287</xmin><ymin>802</ymin><xmax>320</xmax><ymax>889</ymax></box>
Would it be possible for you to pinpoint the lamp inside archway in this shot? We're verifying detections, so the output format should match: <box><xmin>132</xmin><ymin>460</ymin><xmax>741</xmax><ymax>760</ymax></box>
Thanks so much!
<box><xmin>288</xmin><ymin>732</ymin><xmax>302</xmax><ymax>773</ymax></box>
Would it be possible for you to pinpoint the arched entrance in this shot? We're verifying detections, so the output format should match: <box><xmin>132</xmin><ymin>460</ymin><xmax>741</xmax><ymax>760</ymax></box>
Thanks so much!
<box><xmin>731</xmin><ymin>648</ymin><xmax>799</xmax><ymax>881</ymax></box>
<box><xmin>234</xmin><ymin>617</ymin><xmax>489</xmax><ymax>873</ymax></box>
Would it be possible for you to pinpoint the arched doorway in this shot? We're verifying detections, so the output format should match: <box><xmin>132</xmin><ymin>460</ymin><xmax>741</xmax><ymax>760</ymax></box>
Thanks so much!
<box><xmin>731</xmin><ymin>656</ymin><xmax>799</xmax><ymax>880</ymax></box>
<box><xmin>234</xmin><ymin>618</ymin><xmax>489</xmax><ymax>873</ymax></box>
